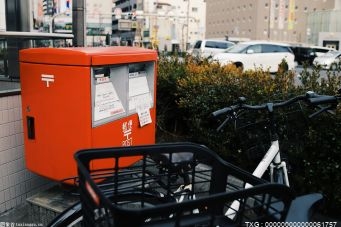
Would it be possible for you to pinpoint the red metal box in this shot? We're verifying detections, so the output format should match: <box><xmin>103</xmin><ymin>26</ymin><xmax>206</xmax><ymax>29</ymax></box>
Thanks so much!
<box><xmin>20</xmin><ymin>47</ymin><xmax>157</xmax><ymax>182</ymax></box>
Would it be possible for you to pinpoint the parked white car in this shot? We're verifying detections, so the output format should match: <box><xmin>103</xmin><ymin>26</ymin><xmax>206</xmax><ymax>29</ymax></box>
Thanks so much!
<box><xmin>313</xmin><ymin>50</ymin><xmax>341</xmax><ymax>70</ymax></box>
<box><xmin>212</xmin><ymin>41</ymin><xmax>295</xmax><ymax>73</ymax></box>
<box><xmin>191</xmin><ymin>39</ymin><xmax>235</xmax><ymax>58</ymax></box>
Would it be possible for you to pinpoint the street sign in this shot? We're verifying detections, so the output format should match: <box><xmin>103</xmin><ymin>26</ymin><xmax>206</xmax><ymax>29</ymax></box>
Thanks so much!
<box><xmin>118</xmin><ymin>19</ymin><xmax>131</xmax><ymax>31</ymax></box>
<box><xmin>114</xmin><ymin>7</ymin><xmax>122</xmax><ymax>19</ymax></box>
<box><xmin>131</xmin><ymin>21</ymin><xmax>138</xmax><ymax>29</ymax></box>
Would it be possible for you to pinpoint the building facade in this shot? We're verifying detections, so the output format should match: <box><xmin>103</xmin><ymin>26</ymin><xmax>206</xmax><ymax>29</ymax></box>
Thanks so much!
<box><xmin>111</xmin><ymin>0</ymin><xmax>137</xmax><ymax>46</ymax></box>
<box><xmin>32</xmin><ymin>0</ymin><xmax>73</xmax><ymax>33</ymax></box>
<box><xmin>206</xmin><ymin>0</ymin><xmax>335</xmax><ymax>44</ymax></box>
<box><xmin>112</xmin><ymin>0</ymin><xmax>206</xmax><ymax>51</ymax></box>
<box><xmin>85</xmin><ymin>0</ymin><xmax>112</xmax><ymax>46</ymax></box>
<box><xmin>0</xmin><ymin>0</ymin><xmax>5</xmax><ymax>31</ymax></box>
<box><xmin>308</xmin><ymin>8</ymin><xmax>341</xmax><ymax>50</ymax></box>
<box><xmin>31</xmin><ymin>0</ymin><xmax>112</xmax><ymax>46</ymax></box>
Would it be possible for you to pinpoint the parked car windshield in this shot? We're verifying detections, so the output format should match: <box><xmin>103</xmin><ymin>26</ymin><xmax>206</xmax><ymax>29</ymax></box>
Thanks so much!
<box><xmin>204</xmin><ymin>41</ymin><xmax>234</xmax><ymax>49</ymax></box>
<box><xmin>193</xmin><ymin>41</ymin><xmax>202</xmax><ymax>48</ymax></box>
<box><xmin>226</xmin><ymin>43</ymin><xmax>291</xmax><ymax>54</ymax></box>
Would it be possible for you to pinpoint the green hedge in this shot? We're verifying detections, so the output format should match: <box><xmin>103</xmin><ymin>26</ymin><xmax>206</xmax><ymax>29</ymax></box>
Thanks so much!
<box><xmin>156</xmin><ymin>55</ymin><xmax>341</xmax><ymax>218</ymax></box>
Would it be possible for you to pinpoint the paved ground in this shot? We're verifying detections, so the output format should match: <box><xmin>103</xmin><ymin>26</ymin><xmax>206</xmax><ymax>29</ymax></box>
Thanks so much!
<box><xmin>0</xmin><ymin>185</ymin><xmax>340</xmax><ymax>226</ymax></box>
<box><xmin>0</xmin><ymin>186</ymin><xmax>79</xmax><ymax>226</ymax></box>
<box><xmin>0</xmin><ymin>202</ymin><xmax>67</xmax><ymax>226</ymax></box>
<box><xmin>0</xmin><ymin>203</ymin><xmax>37</xmax><ymax>223</ymax></box>
<box><xmin>1</xmin><ymin>201</ymin><xmax>340</xmax><ymax>227</ymax></box>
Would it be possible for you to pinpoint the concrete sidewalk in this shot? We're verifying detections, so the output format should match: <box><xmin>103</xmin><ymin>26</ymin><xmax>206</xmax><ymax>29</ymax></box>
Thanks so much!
<box><xmin>1</xmin><ymin>202</ymin><xmax>340</xmax><ymax>227</ymax></box>
<box><xmin>0</xmin><ymin>186</ymin><xmax>340</xmax><ymax>227</ymax></box>
<box><xmin>0</xmin><ymin>186</ymin><xmax>78</xmax><ymax>226</ymax></box>
<box><xmin>0</xmin><ymin>203</ymin><xmax>37</xmax><ymax>223</ymax></box>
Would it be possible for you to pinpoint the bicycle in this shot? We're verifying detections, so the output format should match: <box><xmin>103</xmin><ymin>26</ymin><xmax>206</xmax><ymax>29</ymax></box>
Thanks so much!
<box><xmin>212</xmin><ymin>90</ymin><xmax>340</xmax><ymax>185</ymax></box>
<box><xmin>48</xmin><ymin>91</ymin><xmax>340</xmax><ymax>226</ymax></box>
<box><xmin>211</xmin><ymin>90</ymin><xmax>340</xmax><ymax>220</ymax></box>
<box><xmin>48</xmin><ymin>143</ymin><xmax>296</xmax><ymax>226</ymax></box>
<box><xmin>48</xmin><ymin>149</ymin><xmax>204</xmax><ymax>226</ymax></box>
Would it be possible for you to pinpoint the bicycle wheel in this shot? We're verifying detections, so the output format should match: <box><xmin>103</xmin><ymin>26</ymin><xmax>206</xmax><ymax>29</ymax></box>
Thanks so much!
<box><xmin>48</xmin><ymin>192</ymin><xmax>173</xmax><ymax>227</ymax></box>
<box><xmin>48</xmin><ymin>202</ymin><xmax>82</xmax><ymax>227</ymax></box>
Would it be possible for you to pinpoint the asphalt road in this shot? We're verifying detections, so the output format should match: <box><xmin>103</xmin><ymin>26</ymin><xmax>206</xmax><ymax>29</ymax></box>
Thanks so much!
<box><xmin>295</xmin><ymin>65</ymin><xmax>341</xmax><ymax>86</ymax></box>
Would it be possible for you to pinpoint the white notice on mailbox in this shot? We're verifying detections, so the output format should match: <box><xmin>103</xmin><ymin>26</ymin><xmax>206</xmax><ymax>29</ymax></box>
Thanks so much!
<box><xmin>94</xmin><ymin>82</ymin><xmax>125</xmax><ymax>121</ymax></box>
<box><xmin>128</xmin><ymin>71</ymin><xmax>152</xmax><ymax>111</ymax></box>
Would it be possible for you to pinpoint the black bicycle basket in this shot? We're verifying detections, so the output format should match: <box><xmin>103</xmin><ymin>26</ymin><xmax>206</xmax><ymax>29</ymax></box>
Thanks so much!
<box><xmin>75</xmin><ymin>142</ymin><xmax>295</xmax><ymax>227</ymax></box>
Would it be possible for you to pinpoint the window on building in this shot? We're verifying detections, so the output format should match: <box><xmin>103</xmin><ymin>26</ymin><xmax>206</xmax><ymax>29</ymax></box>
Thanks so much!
<box><xmin>192</xmin><ymin>7</ymin><xmax>198</xmax><ymax>12</ymax></box>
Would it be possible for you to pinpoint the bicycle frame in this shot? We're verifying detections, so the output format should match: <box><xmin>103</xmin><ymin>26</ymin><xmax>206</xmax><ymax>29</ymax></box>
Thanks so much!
<box><xmin>254</xmin><ymin>140</ymin><xmax>290</xmax><ymax>186</ymax></box>
<box><xmin>226</xmin><ymin>104</ymin><xmax>291</xmax><ymax>219</ymax></box>
<box><xmin>245</xmin><ymin>102</ymin><xmax>290</xmax><ymax>187</ymax></box>
<box><xmin>225</xmin><ymin>139</ymin><xmax>290</xmax><ymax>219</ymax></box>
<box><xmin>220</xmin><ymin>91</ymin><xmax>340</xmax><ymax>220</ymax></box>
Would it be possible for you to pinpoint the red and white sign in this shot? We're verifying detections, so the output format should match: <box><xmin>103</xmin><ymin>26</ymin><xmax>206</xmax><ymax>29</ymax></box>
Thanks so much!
<box><xmin>114</xmin><ymin>7</ymin><xmax>122</xmax><ymax>19</ymax></box>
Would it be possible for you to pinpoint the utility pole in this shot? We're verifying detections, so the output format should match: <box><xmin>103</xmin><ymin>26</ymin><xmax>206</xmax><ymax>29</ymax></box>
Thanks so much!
<box><xmin>186</xmin><ymin>0</ymin><xmax>190</xmax><ymax>51</ymax></box>
<box><xmin>268</xmin><ymin>0</ymin><xmax>272</xmax><ymax>40</ymax></box>
<box><xmin>72</xmin><ymin>0</ymin><xmax>86</xmax><ymax>46</ymax></box>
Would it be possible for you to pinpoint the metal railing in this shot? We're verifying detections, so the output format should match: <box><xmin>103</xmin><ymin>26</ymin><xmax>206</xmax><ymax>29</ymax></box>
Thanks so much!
<box><xmin>0</xmin><ymin>31</ymin><xmax>74</xmax><ymax>80</ymax></box>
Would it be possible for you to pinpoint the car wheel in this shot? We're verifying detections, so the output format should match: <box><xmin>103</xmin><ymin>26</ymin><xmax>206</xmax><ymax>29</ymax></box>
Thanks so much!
<box><xmin>234</xmin><ymin>62</ymin><xmax>244</xmax><ymax>71</ymax></box>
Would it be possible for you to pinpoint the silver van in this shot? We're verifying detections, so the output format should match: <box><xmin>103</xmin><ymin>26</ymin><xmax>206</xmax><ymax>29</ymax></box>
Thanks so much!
<box><xmin>191</xmin><ymin>40</ymin><xmax>235</xmax><ymax>58</ymax></box>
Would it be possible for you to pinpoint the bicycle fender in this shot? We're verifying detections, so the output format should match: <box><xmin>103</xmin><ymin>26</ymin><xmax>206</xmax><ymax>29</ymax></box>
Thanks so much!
<box><xmin>285</xmin><ymin>193</ymin><xmax>323</xmax><ymax>222</ymax></box>
<box><xmin>47</xmin><ymin>202</ymin><xmax>82</xmax><ymax>227</ymax></box>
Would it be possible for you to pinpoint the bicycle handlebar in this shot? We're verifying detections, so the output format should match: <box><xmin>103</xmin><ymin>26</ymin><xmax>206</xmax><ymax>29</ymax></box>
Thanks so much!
<box><xmin>212</xmin><ymin>91</ymin><xmax>340</xmax><ymax>118</ymax></box>
<box><xmin>306</xmin><ymin>95</ymin><xmax>338</xmax><ymax>105</ymax></box>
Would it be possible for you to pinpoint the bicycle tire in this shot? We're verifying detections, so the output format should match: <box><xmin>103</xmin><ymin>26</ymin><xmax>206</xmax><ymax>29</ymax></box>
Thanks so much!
<box><xmin>48</xmin><ymin>202</ymin><xmax>82</xmax><ymax>227</ymax></box>
<box><xmin>48</xmin><ymin>192</ymin><xmax>174</xmax><ymax>227</ymax></box>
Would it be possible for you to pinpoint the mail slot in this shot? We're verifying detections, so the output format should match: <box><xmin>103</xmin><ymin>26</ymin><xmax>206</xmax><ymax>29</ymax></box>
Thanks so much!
<box><xmin>19</xmin><ymin>47</ymin><xmax>157</xmax><ymax>182</ymax></box>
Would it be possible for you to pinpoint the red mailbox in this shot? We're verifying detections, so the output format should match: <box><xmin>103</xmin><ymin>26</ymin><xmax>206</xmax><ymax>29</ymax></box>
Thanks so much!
<box><xmin>20</xmin><ymin>47</ymin><xmax>157</xmax><ymax>182</ymax></box>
